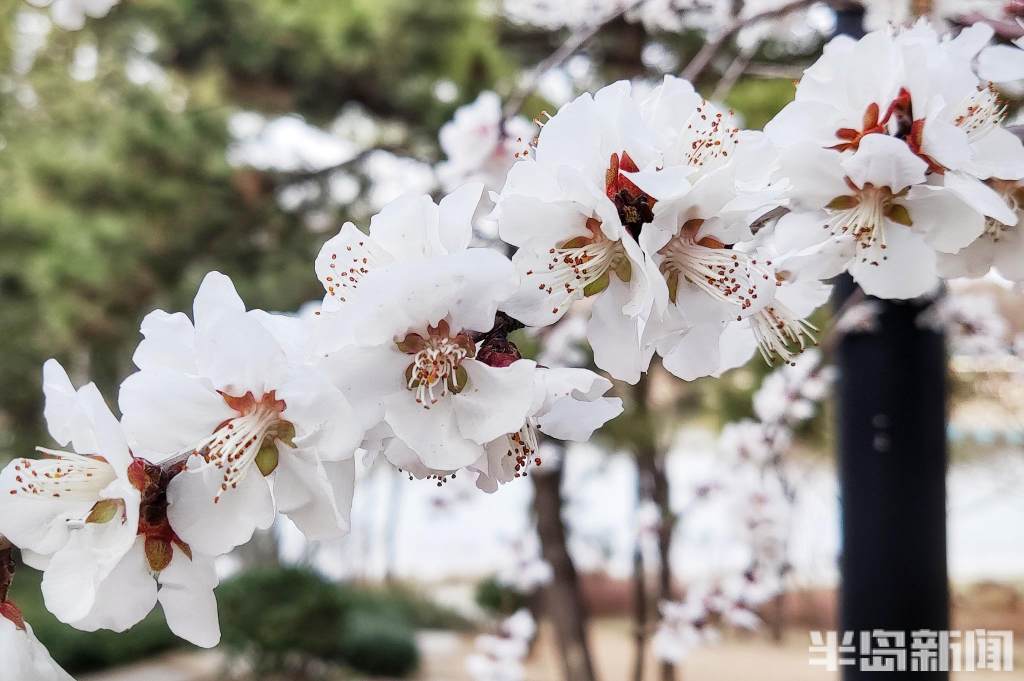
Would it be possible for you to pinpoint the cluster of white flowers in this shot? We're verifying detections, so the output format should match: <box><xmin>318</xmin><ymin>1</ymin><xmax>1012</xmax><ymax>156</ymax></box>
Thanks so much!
<box><xmin>495</xmin><ymin>533</ymin><xmax>554</xmax><ymax>595</ymax></box>
<box><xmin>500</xmin><ymin>0</ymin><xmax>831</xmax><ymax>47</ymax></box>
<box><xmin>24</xmin><ymin>0</ymin><xmax>119</xmax><ymax>31</ymax></box>
<box><xmin>0</xmin><ymin>182</ymin><xmax>622</xmax><ymax>649</ymax></box>
<box><xmin>466</xmin><ymin>609</ymin><xmax>537</xmax><ymax>681</ymax></box>
<box><xmin>768</xmin><ymin>22</ymin><xmax>1024</xmax><ymax>298</ymax></box>
<box><xmin>654</xmin><ymin>349</ymin><xmax>832</xmax><ymax>662</ymax></box>
<box><xmin>3</xmin><ymin>12</ymin><xmax>1023</xmax><ymax>668</ymax></box>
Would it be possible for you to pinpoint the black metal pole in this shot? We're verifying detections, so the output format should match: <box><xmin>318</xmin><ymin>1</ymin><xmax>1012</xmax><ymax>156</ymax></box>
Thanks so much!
<box><xmin>833</xmin><ymin>7</ymin><xmax>950</xmax><ymax>680</ymax></box>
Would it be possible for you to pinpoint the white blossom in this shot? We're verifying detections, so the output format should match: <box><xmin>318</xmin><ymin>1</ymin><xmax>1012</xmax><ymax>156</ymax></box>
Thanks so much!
<box><xmin>316</xmin><ymin>185</ymin><xmax>538</xmax><ymax>473</ymax></box>
<box><xmin>0</xmin><ymin>606</ymin><xmax>75</xmax><ymax>681</ymax></box>
<box><xmin>0</xmin><ymin>361</ymin><xmax>220</xmax><ymax>647</ymax></box>
<box><xmin>119</xmin><ymin>272</ymin><xmax>363</xmax><ymax>557</ymax></box>
<box><xmin>437</xmin><ymin>91</ymin><xmax>534</xmax><ymax>193</ymax></box>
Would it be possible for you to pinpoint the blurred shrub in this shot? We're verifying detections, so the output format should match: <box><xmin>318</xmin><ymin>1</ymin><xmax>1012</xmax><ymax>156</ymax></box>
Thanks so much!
<box><xmin>475</xmin><ymin>575</ymin><xmax>527</xmax><ymax>615</ymax></box>
<box><xmin>336</xmin><ymin>582</ymin><xmax>471</xmax><ymax>631</ymax></box>
<box><xmin>9</xmin><ymin>566</ymin><xmax>182</xmax><ymax>675</ymax></box>
<box><xmin>218</xmin><ymin>566</ymin><xmax>348</xmax><ymax>673</ymax></box>
<box><xmin>335</xmin><ymin>610</ymin><xmax>419</xmax><ymax>677</ymax></box>
<box><xmin>219</xmin><ymin>566</ymin><xmax>468</xmax><ymax>677</ymax></box>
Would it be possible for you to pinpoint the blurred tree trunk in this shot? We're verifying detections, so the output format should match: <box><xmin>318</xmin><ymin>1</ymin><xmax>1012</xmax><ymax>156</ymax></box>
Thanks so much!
<box><xmin>533</xmin><ymin>457</ymin><xmax>599</xmax><ymax>681</ymax></box>
<box><xmin>633</xmin><ymin>376</ymin><xmax>677</xmax><ymax>681</ymax></box>
<box><xmin>631</xmin><ymin>538</ymin><xmax>647</xmax><ymax>681</ymax></box>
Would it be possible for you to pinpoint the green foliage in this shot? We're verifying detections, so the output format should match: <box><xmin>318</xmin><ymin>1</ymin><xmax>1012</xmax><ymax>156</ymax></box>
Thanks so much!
<box><xmin>474</xmin><ymin>575</ymin><xmax>528</xmax><ymax>616</ymax></box>
<box><xmin>336</xmin><ymin>610</ymin><xmax>419</xmax><ymax>678</ymax></box>
<box><xmin>218</xmin><ymin>566</ymin><xmax>347</xmax><ymax>671</ymax></box>
<box><xmin>218</xmin><ymin>567</ymin><xmax>462</xmax><ymax>677</ymax></box>
<box><xmin>9</xmin><ymin>567</ymin><xmax>182</xmax><ymax>675</ymax></box>
<box><xmin>724</xmin><ymin>77</ymin><xmax>797</xmax><ymax>129</ymax></box>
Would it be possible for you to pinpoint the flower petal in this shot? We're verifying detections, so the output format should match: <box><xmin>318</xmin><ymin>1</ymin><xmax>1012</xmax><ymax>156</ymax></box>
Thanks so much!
<box><xmin>158</xmin><ymin>549</ymin><xmax>220</xmax><ymax>648</ymax></box>
<box><xmin>453</xmin><ymin>359</ymin><xmax>537</xmax><ymax>445</ymax></box>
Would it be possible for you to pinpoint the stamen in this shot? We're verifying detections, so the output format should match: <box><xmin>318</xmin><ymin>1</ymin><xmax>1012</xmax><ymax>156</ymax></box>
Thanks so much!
<box><xmin>751</xmin><ymin>305</ymin><xmax>818</xmax><ymax>366</ymax></box>
<box><xmin>954</xmin><ymin>84</ymin><xmax>1006</xmax><ymax>142</ymax></box>
<box><xmin>188</xmin><ymin>392</ymin><xmax>291</xmax><ymax>503</ymax></box>
<box><xmin>406</xmin><ymin>337</ymin><xmax>470</xmax><ymax>407</ymax></box>
<box><xmin>659</xmin><ymin>235</ymin><xmax>770</xmax><ymax>314</ymax></box>
<box><xmin>5</xmin><ymin>451</ymin><xmax>116</xmax><ymax>501</ymax></box>
<box><xmin>824</xmin><ymin>184</ymin><xmax>907</xmax><ymax>267</ymax></box>
<box><xmin>684</xmin><ymin>101</ymin><xmax>740</xmax><ymax>168</ymax></box>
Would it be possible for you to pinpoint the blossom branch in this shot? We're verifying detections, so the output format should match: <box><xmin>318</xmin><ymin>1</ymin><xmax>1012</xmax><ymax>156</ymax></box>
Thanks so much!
<box><xmin>502</xmin><ymin>0</ymin><xmax>650</xmax><ymax>122</ymax></box>
<box><xmin>680</xmin><ymin>0</ymin><xmax>817</xmax><ymax>82</ymax></box>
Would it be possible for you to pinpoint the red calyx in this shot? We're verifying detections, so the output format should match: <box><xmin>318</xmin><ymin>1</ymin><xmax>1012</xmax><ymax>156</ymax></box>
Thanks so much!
<box><xmin>0</xmin><ymin>601</ymin><xmax>25</xmax><ymax>631</ymax></box>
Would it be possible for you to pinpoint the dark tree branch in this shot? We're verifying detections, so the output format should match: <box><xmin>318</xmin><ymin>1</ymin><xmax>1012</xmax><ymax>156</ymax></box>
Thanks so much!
<box><xmin>680</xmin><ymin>0</ymin><xmax>817</xmax><ymax>82</ymax></box>
<box><xmin>502</xmin><ymin>0</ymin><xmax>651</xmax><ymax>122</ymax></box>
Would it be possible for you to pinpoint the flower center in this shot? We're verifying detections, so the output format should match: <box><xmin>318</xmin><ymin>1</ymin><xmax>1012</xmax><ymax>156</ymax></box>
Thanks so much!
<box><xmin>528</xmin><ymin>218</ymin><xmax>631</xmax><ymax>317</ymax></box>
<box><xmin>954</xmin><ymin>84</ymin><xmax>1006</xmax><ymax>143</ymax></box>
<box><xmin>4</xmin><ymin>451</ymin><xmax>117</xmax><ymax>502</ymax></box>
<box><xmin>825</xmin><ymin>182</ymin><xmax>911</xmax><ymax>265</ymax></box>
<box><xmin>398</xmin><ymin>320</ymin><xmax>476</xmax><ymax>407</ymax></box>
<box><xmin>191</xmin><ymin>391</ymin><xmax>293</xmax><ymax>503</ymax></box>
<box><xmin>659</xmin><ymin>221</ymin><xmax>770</xmax><ymax>317</ymax></box>
<box><xmin>606</xmin><ymin>152</ymin><xmax>655</xmax><ymax>240</ymax></box>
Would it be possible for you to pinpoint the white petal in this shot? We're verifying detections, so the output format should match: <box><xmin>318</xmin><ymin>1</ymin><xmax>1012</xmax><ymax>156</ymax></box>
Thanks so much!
<box><xmin>276</xmin><ymin>367</ymin><xmax>362</xmax><ymax>459</ymax></box>
<box><xmin>538</xmin><ymin>395</ymin><xmax>622</xmax><ymax>442</ymax></box>
<box><xmin>166</xmin><ymin>463</ymin><xmax>275</xmax><ymax>556</ymax></box>
<box><xmin>67</xmin><ymin>538</ymin><xmax>157</xmax><ymax>634</ymax></box>
<box><xmin>437</xmin><ymin>182</ymin><xmax>483</xmax><ymax>253</ymax></box>
<box><xmin>841</xmin><ymin>134</ymin><xmax>927</xmax><ymax>192</ymax></box>
<box><xmin>119</xmin><ymin>367</ymin><xmax>232</xmax><ymax>462</ymax></box>
<box><xmin>321</xmin><ymin>344</ymin><xmax>407</xmax><ymax>430</ymax></box>
<box><xmin>964</xmin><ymin>126</ymin><xmax>1024</xmax><ymax>181</ymax></box>
<box><xmin>158</xmin><ymin>549</ymin><xmax>220</xmax><ymax>648</ymax></box>
<box><xmin>195</xmin><ymin>310</ymin><xmax>288</xmax><ymax>396</ymax></box>
<box><xmin>496</xmin><ymin>195</ymin><xmax>590</xmax><ymax>250</ymax></box>
<box><xmin>43</xmin><ymin>515</ymin><xmax>148</xmax><ymax>630</ymax></box>
<box><xmin>315</xmin><ymin>222</ymin><xmax>392</xmax><ymax>312</ymax></box>
<box><xmin>904</xmin><ymin>185</ymin><xmax>985</xmax><ymax>253</ymax></box>
<box><xmin>942</xmin><ymin>171</ymin><xmax>1016</xmax><ymax>226</ymax></box>
<box><xmin>368</xmin><ymin>193</ymin><xmax>442</xmax><ymax>260</ymax></box>
<box><xmin>0</xmin><ymin>618</ymin><xmax>75</xmax><ymax>681</ymax></box>
<box><xmin>274</xmin><ymin>452</ymin><xmax>354</xmax><ymax>541</ymax></box>
<box><xmin>453</xmin><ymin>359</ymin><xmax>537</xmax><ymax>444</ymax></box>
<box><xmin>978</xmin><ymin>44</ymin><xmax>1024</xmax><ymax>83</ymax></box>
<box><xmin>849</xmin><ymin>226</ymin><xmax>938</xmax><ymax>300</ymax></box>
<box><xmin>658</xmin><ymin>321</ymin><xmax>725</xmax><ymax>381</ymax></box>
<box><xmin>192</xmin><ymin>271</ymin><xmax>246</xmax><ymax>332</ymax></box>
<box><xmin>383</xmin><ymin>393</ymin><xmax>483</xmax><ymax>470</ymax></box>
<box><xmin>587</xmin><ymin>277</ymin><xmax>652</xmax><ymax>384</ymax></box>
<box><xmin>132</xmin><ymin>310</ymin><xmax>197</xmax><ymax>373</ymax></box>
<box><xmin>41</xmin><ymin>360</ymin><xmax>79</xmax><ymax>448</ymax></box>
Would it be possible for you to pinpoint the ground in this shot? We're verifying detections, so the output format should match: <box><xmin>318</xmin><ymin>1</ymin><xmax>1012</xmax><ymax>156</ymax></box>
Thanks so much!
<box><xmin>81</xmin><ymin>618</ymin><xmax>1024</xmax><ymax>681</ymax></box>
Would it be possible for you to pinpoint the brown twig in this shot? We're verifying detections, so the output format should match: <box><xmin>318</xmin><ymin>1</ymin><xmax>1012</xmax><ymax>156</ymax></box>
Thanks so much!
<box><xmin>0</xmin><ymin>536</ymin><xmax>15</xmax><ymax>604</ymax></box>
<box><xmin>502</xmin><ymin>0</ymin><xmax>651</xmax><ymax>122</ymax></box>
<box><xmin>680</xmin><ymin>0</ymin><xmax>817</xmax><ymax>82</ymax></box>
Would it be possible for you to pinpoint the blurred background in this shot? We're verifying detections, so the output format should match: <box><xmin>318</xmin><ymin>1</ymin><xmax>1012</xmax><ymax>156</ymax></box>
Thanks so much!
<box><xmin>1</xmin><ymin>0</ymin><xmax>1024</xmax><ymax>679</ymax></box>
